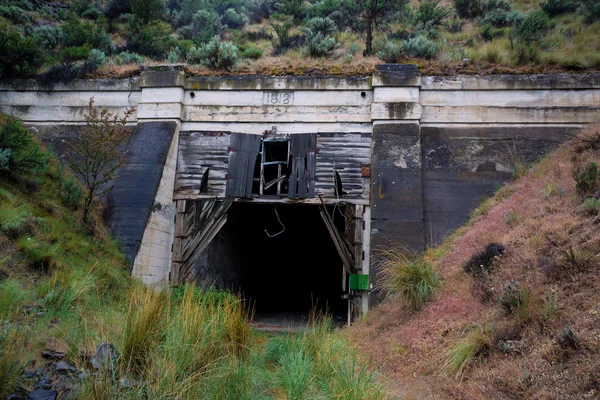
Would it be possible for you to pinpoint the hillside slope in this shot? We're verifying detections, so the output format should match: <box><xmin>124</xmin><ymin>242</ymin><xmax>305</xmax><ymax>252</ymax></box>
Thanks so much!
<box><xmin>0</xmin><ymin>114</ymin><xmax>383</xmax><ymax>399</ymax></box>
<box><xmin>350</xmin><ymin>124</ymin><xmax>600</xmax><ymax>399</ymax></box>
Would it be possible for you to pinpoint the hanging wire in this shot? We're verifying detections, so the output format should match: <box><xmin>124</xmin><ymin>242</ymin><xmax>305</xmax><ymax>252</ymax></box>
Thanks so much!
<box><xmin>265</xmin><ymin>205</ymin><xmax>286</xmax><ymax>238</ymax></box>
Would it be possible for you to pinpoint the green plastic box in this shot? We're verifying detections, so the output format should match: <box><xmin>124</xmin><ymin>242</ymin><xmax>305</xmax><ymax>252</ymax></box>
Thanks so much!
<box><xmin>349</xmin><ymin>274</ymin><xmax>369</xmax><ymax>291</ymax></box>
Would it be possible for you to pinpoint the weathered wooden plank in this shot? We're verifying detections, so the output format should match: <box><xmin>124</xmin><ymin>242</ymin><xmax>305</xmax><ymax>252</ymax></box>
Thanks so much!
<box><xmin>315</xmin><ymin>133</ymin><xmax>371</xmax><ymax>199</ymax></box>
<box><xmin>225</xmin><ymin>133</ymin><xmax>261</xmax><ymax>198</ymax></box>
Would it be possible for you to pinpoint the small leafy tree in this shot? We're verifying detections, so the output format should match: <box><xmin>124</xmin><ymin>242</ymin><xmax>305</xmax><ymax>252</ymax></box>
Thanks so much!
<box><xmin>339</xmin><ymin>0</ymin><xmax>409</xmax><ymax>56</ymax></box>
<box><xmin>66</xmin><ymin>98</ymin><xmax>133</xmax><ymax>222</ymax></box>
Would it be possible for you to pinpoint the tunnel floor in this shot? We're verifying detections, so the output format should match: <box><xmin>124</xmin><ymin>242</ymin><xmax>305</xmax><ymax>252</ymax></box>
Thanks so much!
<box><xmin>203</xmin><ymin>202</ymin><xmax>348</xmax><ymax>326</ymax></box>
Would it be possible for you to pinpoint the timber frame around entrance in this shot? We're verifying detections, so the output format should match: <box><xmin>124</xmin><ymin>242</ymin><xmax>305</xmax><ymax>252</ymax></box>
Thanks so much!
<box><xmin>170</xmin><ymin>128</ymin><xmax>372</xmax><ymax>318</ymax></box>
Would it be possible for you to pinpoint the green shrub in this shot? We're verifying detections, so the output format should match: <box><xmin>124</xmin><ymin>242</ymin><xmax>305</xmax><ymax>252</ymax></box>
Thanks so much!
<box><xmin>192</xmin><ymin>38</ymin><xmax>239</xmax><ymax>70</ymax></box>
<box><xmin>87</xmin><ymin>48</ymin><xmax>106</xmax><ymax>66</ymax></box>
<box><xmin>440</xmin><ymin>325</ymin><xmax>490</xmax><ymax>378</ymax></box>
<box><xmin>167</xmin><ymin>46</ymin><xmax>183</xmax><ymax>63</ymax></box>
<box><xmin>61</xmin><ymin>19</ymin><xmax>111</xmax><ymax>52</ymax></box>
<box><xmin>115</xmin><ymin>51</ymin><xmax>145</xmax><ymax>65</ymax></box>
<box><xmin>0</xmin><ymin>5</ymin><xmax>30</xmax><ymax>24</ymax></box>
<box><xmin>453</xmin><ymin>0</ymin><xmax>484</xmax><ymax>18</ymax></box>
<box><xmin>0</xmin><ymin>23</ymin><xmax>44</xmax><ymax>78</ymax></box>
<box><xmin>0</xmin><ymin>116</ymin><xmax>47</xmax><ymax>177</ymax></box>
<box><xmin>131</xmin><ymin>0</ymin><xmax>165</xmax><ymax>26</ymax></box>
<box><xmin>60</xmin><ymin>175</ymin><xmax>83</xmax><ymax>209</ymax></box>
<box><xmin>558</xmin><ymin>325</ymin><xmax>579</xmax><ymax>349</ymax></box>
<box><xmin>582</xmin><ymin>197</ymin><xmax>600</xmax><ymax>215</ymax></box>
<box><xmin>128</xmin><ymin>21</ymin><xmax>172</xmax><ymax>58</ymax></box>
<box><xmin>240</xmin><ymin>44</ymin><xmax>263</xmax><ymax>59</ymax></box>
<box><xmin>572</xmin><ymin>162</ymin><xmax>599</xmax><ymax>195</ymax></box>
<box><xmin>403</xmin><ymin>35</ymin><xmax>439</xmax><ymax>59</ymax></box>
<box><xmin>512</xmin><ymin>41</ymin><xmax>539</xmax><ymax>65</ymax></box>
<box><xmin>498</xmin><ymin>280</ymin><xmax>531</xmax><ymax>319</ymax></box>
<box><xmin>276</xmin><ymin>0</ymin><xmax>307</xmax><ymax>23</ymax></box>
<box><xmin>413</xmin><ymin>20</ymin><xmax>439</xmax><ymax>40</ymax></box>
<box><xmin>306</xmin><ymin>33</ymin><xmax>337</xmax><ymax>57</ymax></box>
<box><xmin>379</xmin><ymin>249</ymin><xmax>441</xmax><ymax>310</ymax></box>
<box><xmin>104</xmin><ymin>0</ymin><xmax>131</xmax><ymax>21</ymax></box>
<box><xmin>480</xmin><ymin>22</ymin><xmax>500</xmax><ymax>41</ymax></box>
<box><xmin>445</xmin><ymin>16</ymin><xmax>464</xmax><ymax>32</ymax></box>
<box><xmin>584</xmin><ymin>1</ymin><xmax>600</xmax><ymax>24</ymax></box>
<box><xmin>303</xmin><ymin>16</ymin><xmax>337</xmax><ymax>36</ymax></box>
<box><xmin>482</xmin><ymin>9</ymin><xmax>525</xmax><ymax>28</ymax></box>
<box><xmin>71</xmin><ymin>0</ymin><xmax>101</xmax><ymax>19</ymax></box>
<box><xmin>180</xmin><ymin>10</ymin><xmax>222</xmax><ymax>44</ymax></box>
<box><xmin>271</xmin><ymin>19</ymin><xmax>302</xmax><ymax>53</ymax></box>
<box><xmin>347</xmin><ymin>42</ymin><xmax>361</xmax><ymax>55</ymax></box>
<box><xmin>302</xmin><ymin>17</ymin><xmax>338</xmax><ymax>57</ymax></box>
<box><xmin>31</xmin><ymin>25</ymin><xmax>62</xmax><ymax>50</ymax></box>
<box><xmin>416</xmin><ymin>0</ymin><xmax>451</xmax><ymax>27</ymax></box>
<box><xmin>222</xmin><ymin>7</ymin><xmax>247</xmax><ymax>29</ymax></box>
<box><xmin>541</xmin><ymin>0</ymin><xmax>579</xmax><ymax>17</ymax></box>
<box><xmin>57</xmin><ymin>44</ymin><xmax>92</xmax><ymax>63</ymax></box>
<box><xmin>512</xmin><ymin>10</ymin><xmax>554</xmax><ymax>44</ymax></box>
<box><xmin>376</xmin><ymin>40</ymin><xmax>404</xmax><ymax>63</ymax></box>
<box><xmin>540</xmin><ymin>287</ymin><xmax>558</xmax><ymax>322</ymax></box>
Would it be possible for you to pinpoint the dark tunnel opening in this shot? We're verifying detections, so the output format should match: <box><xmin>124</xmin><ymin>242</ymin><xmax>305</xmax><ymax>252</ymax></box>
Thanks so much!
<box><xmin>197</xmin><ymin>202</ymin><xmax>348</xmax><ymax>326</ymax></box>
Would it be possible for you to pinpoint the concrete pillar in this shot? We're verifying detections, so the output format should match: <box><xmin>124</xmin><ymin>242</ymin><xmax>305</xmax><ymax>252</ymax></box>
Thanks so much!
<box><xmin>369</xmin><ymin>65</ymin><xmax>425</xmax><ymax>303</ymax></box>
<box><xmin>128</xmin><ymin>65</ymin><xmax>185</xmax><ymax>286</ymax></box>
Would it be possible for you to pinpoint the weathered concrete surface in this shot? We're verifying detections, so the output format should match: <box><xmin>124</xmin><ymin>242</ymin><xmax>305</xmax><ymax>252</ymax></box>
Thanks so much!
<box><xmin>186</xmin><ymin>75</ymin><xmax>371</xmax><ymax>91</ymax></box>
<box><xmin>421</xmin><ymin>125</ymin><xmax>577</xmax><ymax>242</ymax></box>
<box><xmin>131</xmin><ymin>124</ymin><xmax>179</xmax><ymax>285</ymax></box>
<box><xmin>371</xmin><ymin>122</ymin><xmax>424</xmax><ymax>250</ymax></box>
<box><xmin>422</xmin><ymin>73</ymin><xmax>600</xmax><ymax>90</ymax></box>
<box><xmin>106</xmin><ymin>121</ymin><xmax>177</xmax><ymax>265</ymax></box>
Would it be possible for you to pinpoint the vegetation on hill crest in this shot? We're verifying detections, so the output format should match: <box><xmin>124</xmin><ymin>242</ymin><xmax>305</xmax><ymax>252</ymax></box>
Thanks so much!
<box><xmin>0</xmin><ymin>0</ymin><xmax>599</xmax><ymax>79</ymax></box>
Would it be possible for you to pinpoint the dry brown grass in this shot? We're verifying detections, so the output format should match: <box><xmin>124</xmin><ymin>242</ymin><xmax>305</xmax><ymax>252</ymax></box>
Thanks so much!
<box><xmin>350</xmin><ymin>124</ymin><xmax>600</xmax><ymax>399</ymax></box>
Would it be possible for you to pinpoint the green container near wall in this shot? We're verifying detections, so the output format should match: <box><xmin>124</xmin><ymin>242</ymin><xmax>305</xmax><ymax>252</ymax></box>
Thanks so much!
<box><xmin>349</xmin><ymin>274</ymin><xmax>369</xmax><ymax>291</ymax></box>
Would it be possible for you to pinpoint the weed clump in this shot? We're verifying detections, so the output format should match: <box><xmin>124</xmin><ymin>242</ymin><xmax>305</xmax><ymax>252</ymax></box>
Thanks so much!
<box><xmin>440</xmin><ymin>325</ymin><xmax>491</xmax><ymax>379</ymax></box>
<box><xmin>558</xmin><ymin>326</ymin><xmax>579</xmax><ymax>349</ymax></box>
<box><xmin>379</xmin><ymin>248</ymin><xmax>441</xmax><ymax>310</ymax></box>
<box><xmin>498</xmin><ymin>280</ymin><xmax>531</xmax><ymax>320</ymax></box>
<box><xmin>463</xmin><ymin>242</ymin><xmax>505</xmax><ymax>278</ymax></box>
<box><xmin>572</xmin><ymin>162</ymin><xmax>598</xmax><ymax>195</ymax></box>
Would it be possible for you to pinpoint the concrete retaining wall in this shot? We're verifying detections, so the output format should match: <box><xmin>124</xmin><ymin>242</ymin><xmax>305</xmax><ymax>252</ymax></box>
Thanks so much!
<box><xmin>1</xmin><ymin>67</ymin><xmax>599</xmax><ymax>297</ymax></box>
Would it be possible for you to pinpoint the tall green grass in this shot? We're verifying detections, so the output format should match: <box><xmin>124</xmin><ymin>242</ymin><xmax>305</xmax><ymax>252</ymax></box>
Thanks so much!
<box><xmin>439</xmin><ymin>325</ymin><xmax>491</xmax><ymax>379</ymax></box>
<box><xmin>378</xmin><ymin>247</ymin><xmax>442</xmax><ymax>310</ymax></box>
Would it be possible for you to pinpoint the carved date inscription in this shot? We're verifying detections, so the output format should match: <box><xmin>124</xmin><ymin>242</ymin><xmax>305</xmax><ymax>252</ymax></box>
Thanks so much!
<box><xmin>263</xmin><ymin>91</ymin><xmax>294</xmax><ymax>105</ymax></box>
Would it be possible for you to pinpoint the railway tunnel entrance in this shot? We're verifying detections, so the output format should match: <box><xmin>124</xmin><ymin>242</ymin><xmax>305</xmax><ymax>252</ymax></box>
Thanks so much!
<box><xmin>170</xmin><ymin>130</ymin><xmax>371</xmax><ymax>327</ymax></box>
<box><xmin>171</xmin><ymin>200</ymin><xmax>364</xmax><ymax>328</ymax></box>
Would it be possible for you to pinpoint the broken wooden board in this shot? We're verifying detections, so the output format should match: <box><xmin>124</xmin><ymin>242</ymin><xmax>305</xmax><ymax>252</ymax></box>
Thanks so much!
<box><xmin>226</xmin><ymin>133</ymin><xmax>261</xmax><ymax>198</ymax></box>
<box><xmin>171</xmin><ymin>198</ymin><xmax>233</xmax><ymax>284</ymax></box>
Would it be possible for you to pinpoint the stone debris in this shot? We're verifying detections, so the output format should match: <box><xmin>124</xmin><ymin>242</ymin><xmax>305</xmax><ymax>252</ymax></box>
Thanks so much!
<box><xmin>27</xmin><ymin>389</ymin><xmax>58</xmax><ymax>400</ymax></box>
<box><xmin>42</xmin><ymin>350</ymin><xmax>65</xmax><ymax>361</ymax></box>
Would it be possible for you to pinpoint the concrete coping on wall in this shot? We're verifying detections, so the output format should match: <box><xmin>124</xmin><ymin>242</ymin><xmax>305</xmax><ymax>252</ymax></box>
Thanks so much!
<box><xmin>0</xmin><ymin>77</ymin><xmax>141</xmax><ymax>92</ymax></box>
<box><xmin>2</xmin><ymin>65</ymin><xmax>600</xmax><ymax>93</ymax></box>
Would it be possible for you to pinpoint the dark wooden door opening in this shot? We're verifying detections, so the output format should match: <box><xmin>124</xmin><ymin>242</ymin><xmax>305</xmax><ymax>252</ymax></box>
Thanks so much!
<box><xmin>174</xmin><ymin>202</ymin><xmax>349</xmax><ymax>324</ymax></box>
